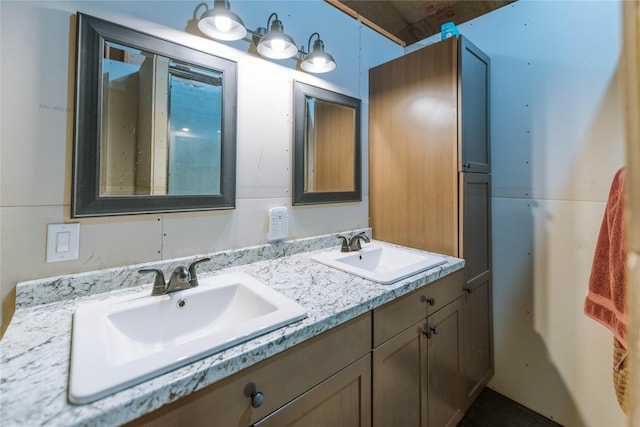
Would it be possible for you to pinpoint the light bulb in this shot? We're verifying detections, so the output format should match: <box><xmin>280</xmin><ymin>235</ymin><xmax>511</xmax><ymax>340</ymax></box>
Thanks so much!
<box><xmin>313</xmin><ymin>57</ymin><xmax>327</xmax><ymax>67</ymax></box>
<box><xmin>271</xmin><ymin>38</ymin><xmax>285</xmax><ymax>52</ymax></box>
<box><xmin>214</xmin><ymin>16</ymin><xmax>232</xmax><ymax>33</ymax></box>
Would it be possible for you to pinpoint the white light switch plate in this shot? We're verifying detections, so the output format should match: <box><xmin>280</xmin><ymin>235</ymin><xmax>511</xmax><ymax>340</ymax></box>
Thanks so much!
<box><xmin>267</xmin><ymin>207</ymin><xmax>288</xmax><ymax>242</ymax></box>
<box><xmin>47</xmin><ymin>223</ymin><xmax>80</xmax><ymax>263</ymax></box>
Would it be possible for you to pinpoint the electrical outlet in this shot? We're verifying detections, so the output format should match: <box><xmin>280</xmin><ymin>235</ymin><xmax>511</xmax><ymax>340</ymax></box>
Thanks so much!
<box><xmin>267</xmin><ymin>207</ymin><xmax>288</xmax><ymax>242</ymax></box>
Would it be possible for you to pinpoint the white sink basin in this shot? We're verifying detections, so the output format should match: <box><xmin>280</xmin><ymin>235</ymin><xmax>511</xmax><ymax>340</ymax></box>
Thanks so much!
<box><xmin>68</xmin><ymin>272</ymin><xmax>307</xmax><ymax>404</ymax></box>
<box><xmin>311</xmin><ymin>243</ymin><xmax>447</xmax><ymax>284</ymax></box>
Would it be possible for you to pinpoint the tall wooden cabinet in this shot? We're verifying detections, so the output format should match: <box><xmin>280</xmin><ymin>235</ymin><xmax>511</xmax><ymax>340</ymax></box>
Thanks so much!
<box><xmin>369</xmin><ymin>35</ymin><xmax>493</xmax><ymax>411</ymax></box>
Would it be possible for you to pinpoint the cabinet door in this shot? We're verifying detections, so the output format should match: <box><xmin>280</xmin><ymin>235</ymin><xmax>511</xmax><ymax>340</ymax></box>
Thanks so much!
<box><xmin>459</xmin><ymin>36</ymin><xmax>490</xmax><ymax>174</ymax></box>
<box><xmin>254</xmin><ymin>355</ymin><xmax>371</xmax><ymax>427</ymax></box>
<box><xmin>459</xmin><ymin>172</ymin><xmax>491</xmax><ymax>284</ymax></box>
<box><xmin>425</xmin><ymin>298</ymin><xmax>464</xmax><ymax>427</ymax></box>
<box><xmin>459</xmin><ymin>162</ymin><xmax>493</xmax><ymax>410</ymax></box>
<box><xmin>462</xmin><ymin>277</ymin><xmax>494</xmax><ymax>409</ymax></box>
<box><xmin>372</xmin><ymin>321</ymin><xmax>427</xmax><ymax>427</ymax></box>
<box><xmin>373</xmin><ymin>299</ymin><xmax>464</xmax><ymax>427</ymax></box>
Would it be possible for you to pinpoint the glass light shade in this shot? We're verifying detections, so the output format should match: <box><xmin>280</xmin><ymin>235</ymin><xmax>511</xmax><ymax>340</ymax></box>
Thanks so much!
<box><xmin>300</xmin><ymin>39</ymin><xmax>336</xmax><ymax>73</ymax></box>
<box><xmin>256</xmin><ymin>19</ymin><xmax>297</xmax><ymax>59</ymax></box>
<box><xmin>198</xmin><ymin>5</ymin><xmax>246</xmax><ymax>41</ymax></box>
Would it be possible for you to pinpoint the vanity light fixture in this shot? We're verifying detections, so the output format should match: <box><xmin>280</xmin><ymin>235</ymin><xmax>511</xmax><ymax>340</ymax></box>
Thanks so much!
<box><xmin>197</xmin><ymin>0</ymin><xmax>247</xmax><ymax>41</ymax></box>
<box><xmin>300</xmin><ymin>33</ymin><xmax>336</xmax><ymax>73</ymax></box>
<box><xmin>196</xmin><ymin>1</ymin><xmax>336</xmax><ymax>73</ymax></box>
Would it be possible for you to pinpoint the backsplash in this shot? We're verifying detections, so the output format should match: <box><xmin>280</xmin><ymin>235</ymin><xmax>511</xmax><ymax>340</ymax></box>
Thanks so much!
<box><xmin>15</xmin><ymin>228</ymin><xmax>371</xmax><ymax>309</ymax></box>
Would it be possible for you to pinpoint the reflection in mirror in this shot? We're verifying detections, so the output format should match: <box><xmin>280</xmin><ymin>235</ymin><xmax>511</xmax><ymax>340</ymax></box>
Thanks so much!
<box><xmin>101</xmin><ymin>43</ymin><xmax>223</xmax><ymax>196</ymax></box>
<box><xmin>293</xmin><ymin>81</ymin><xmax>361</xmax><ymax>205</ymax></box>
<box><xmin>304</xmin><ymin>97</ymin><xmax>355</xmax><ymax>193</ymax></box>
<box><xmin>73</xmin><ymin>13</ymin><xmax>237</xmax><ymax>217</ymax></box>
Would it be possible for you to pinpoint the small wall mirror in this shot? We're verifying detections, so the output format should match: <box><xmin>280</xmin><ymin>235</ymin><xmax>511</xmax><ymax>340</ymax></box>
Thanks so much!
<box><xmin>72</xmin><ymin>13</ymin><xmax>237</xmax><ymax>217</ymax></box>
<box><xmin>292</xmin><ymin>81</ymin><xmax>361</xmax><ymax>205</ymax></box>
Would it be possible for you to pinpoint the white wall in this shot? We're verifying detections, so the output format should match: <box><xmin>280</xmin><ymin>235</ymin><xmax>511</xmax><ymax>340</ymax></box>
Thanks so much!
<box><xmin>410</xmin><ymin>0</ymin><xmax>626</xmax><ymax>425</ymax></box>
<box><xmin>0</xmin><ymin>1</ymin><xmax>401</xmax><ymax>330</ymax></box>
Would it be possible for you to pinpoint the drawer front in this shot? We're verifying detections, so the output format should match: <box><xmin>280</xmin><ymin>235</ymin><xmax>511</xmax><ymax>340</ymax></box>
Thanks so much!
<box><xmin>128</xmin><ymin>313</ymin><xmax>372</xmax><ymax>427</ymax></box>
<box><xmin>254</xmin><ymin>354</ymin><xmax>372</xmax><ymax>427</ymax></box>
<box><xmin>373</xmin><ymin>269</ymin><xmax>464</xmax><ymax>347</ymax></box>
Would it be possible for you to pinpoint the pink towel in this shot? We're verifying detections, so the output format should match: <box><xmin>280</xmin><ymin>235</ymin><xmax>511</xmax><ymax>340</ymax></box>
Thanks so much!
<box><xmin>584</xmin><ymin>167</ymin><xmax>627</xmax><ymax>353</ymax></box>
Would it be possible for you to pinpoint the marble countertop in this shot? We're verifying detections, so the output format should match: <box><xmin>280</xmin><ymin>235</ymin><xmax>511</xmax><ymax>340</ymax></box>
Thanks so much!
<box><xmin>0</xmin><ymin>230</ymin><xmax>464</xmax><ymax>426</ymax></box>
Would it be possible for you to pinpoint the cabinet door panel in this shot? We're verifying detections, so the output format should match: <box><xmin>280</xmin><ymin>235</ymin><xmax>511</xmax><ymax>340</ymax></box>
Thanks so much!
<box><xmin>462</xmin><ymin>277</ymin><xmax>494</xmax><ymax>409</ymax></box>
<box><xmin>426</xmin><ymin>299</ymin><xmax>463</xmax><ymax>427</ymax></box>
<box><xmin>373</xmin><ymin>321</ymin><xmax>427</xmax><ymax>427</ymax></box>
<box><xmin>255</xmin><ymin>355</ymin><xmax>371</xmax><ymax>427</ymax></box>
<box><xmin>459</xmin><ymin>36</ymin><xmax>490</xmax><ymax>173</ymax></box>
<box><xmin>460</xmin><ymin>173</ymin><xmax>491</xmax><ymax>284</ymax></box>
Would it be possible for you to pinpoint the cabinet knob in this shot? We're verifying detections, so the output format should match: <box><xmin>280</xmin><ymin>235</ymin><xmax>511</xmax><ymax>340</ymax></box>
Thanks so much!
<box><xmin>463</xmin><ymin>162</ymin><xmax>471</xmax><ymax>169</ymax></box>
<box><xmin>250</xmin><ymin>391</ymin><xmax>265</xmax><ymax>408</ymax></box>
<box><xmin>423</xmin><ymin>296</ymin><xmax>435</xmax><ymax>306</ymax></box>
<box><xmin>464</xmin><ymin>287</ymin><xmax>472</xmax><ymax>294</ymax></box>
<box><xmin>431</xmin><ymin>327</ymin><xmax>439</xmax><ymax>335</ymax></box>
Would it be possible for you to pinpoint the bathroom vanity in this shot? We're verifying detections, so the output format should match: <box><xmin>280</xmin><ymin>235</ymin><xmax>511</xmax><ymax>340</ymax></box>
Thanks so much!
<box><xmin>128</xmin><ymin>269</ymin><xmax>465</xmax><ymax>427</ymax></box>
<box><xmin>0</xmin><ymin>231</ymin><xmax>466</xmax><ymax>426</ymax></box>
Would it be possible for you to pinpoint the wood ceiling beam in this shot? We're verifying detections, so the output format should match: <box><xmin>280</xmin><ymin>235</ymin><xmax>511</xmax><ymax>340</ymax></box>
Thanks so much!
<box><xmin>325</xmin><ymin>0</ymin><xmax>408</xmax><ymax>46</ymax></box>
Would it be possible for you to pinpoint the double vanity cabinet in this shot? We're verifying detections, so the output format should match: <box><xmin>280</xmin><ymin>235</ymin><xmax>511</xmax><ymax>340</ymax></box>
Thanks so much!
<box><xmin>128</xmin><ymin>270</ymin><xmax>466</xmax><ymax>427</ymax></box>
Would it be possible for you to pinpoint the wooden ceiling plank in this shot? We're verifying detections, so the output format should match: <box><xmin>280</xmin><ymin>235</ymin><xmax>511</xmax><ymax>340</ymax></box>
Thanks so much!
<box><xmin>325</xmin><ymin>0</ymin><xmax>408</xmax><ymax>46</ymax></box>
<box><xmin>327</xmin><ymin>0</ymin><xmax>517</xmax><ymax>46</ymax></box>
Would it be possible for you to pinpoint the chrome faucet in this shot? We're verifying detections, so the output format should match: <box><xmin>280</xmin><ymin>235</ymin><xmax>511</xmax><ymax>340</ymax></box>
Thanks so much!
<box><xmin>139</xmin><ymin>257</ymin><xmax>211</xmax><ymax>296</ymax></box>
<box><xmin>337</xmin><ymin>232</ymin><xmax>371</xmax><ymax>252</ymax></box>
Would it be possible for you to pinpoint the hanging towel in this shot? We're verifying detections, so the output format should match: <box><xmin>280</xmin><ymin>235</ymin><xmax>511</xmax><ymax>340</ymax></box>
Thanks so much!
<box><xmin>612</xmin><ymin>337</ymin><xmax>629</xmax><ymax>413</ymax></box>
<box><xmin>584</xmin><ymin>167</ymin><xmax>627</xmax><ymax>354</ymax></box>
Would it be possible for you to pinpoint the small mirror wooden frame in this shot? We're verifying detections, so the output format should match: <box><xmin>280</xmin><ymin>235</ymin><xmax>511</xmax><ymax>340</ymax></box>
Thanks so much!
<box><xmin>292</xmin><ymin>81</ymin><xmax>362</xmax><ymax>205</ymax></box>
<box><xmin>72</xmin><ymin>13</ymin><xmax>237</xmax><ymax>217</ymax></box>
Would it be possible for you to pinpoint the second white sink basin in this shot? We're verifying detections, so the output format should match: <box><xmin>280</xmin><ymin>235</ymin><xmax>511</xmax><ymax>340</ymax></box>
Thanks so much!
<box><xmin>311</xmin><ymin>243</ymin><xmax>447</xmax><ymax>284</ymax></box>
<box><xmin>68</xmin><ymin>272</ymin><xmax>307</xmax><ymax>404</ymax></box>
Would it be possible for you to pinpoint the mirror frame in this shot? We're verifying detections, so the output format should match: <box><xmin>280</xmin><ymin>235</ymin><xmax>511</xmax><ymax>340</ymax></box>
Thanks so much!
<box><xmin>72</xmin><ymin>13</ymin><xmax>237</xmax><ymax>218</ymax></box>
<box><xmin>292</xmin><ymin>81</ymin><xmax>362</xmax><ymax>205</ymax></box>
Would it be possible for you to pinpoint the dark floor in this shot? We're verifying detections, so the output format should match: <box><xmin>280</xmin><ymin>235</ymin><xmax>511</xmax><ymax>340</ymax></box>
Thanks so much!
<box><xmin>459</xmin><ymin>388</ymin><xmax>563</xmax><ymax>427</ymax></box>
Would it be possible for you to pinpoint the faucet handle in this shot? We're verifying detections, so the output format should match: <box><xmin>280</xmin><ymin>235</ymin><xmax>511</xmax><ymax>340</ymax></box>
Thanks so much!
<box><xmin>188</xmin><ymin>257</ymin><xmax>211</xmax><ymax>288</ymax></box>
<box><xmin>336</xmin><ymin>235</ymin><xmax>350</xmax><ymax>252</ymax></box>
<box><xmin>348</xmin><ymin>232</ymin><xmax>370</xmax><ymax>251</ymax></box>
<box><xmin>138</xmin><ymin>268</ymin><xmax>166</xmax><ymax>296</ymax></box>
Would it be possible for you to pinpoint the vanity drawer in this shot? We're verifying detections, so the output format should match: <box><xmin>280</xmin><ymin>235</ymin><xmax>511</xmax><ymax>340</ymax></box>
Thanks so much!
<box><xmin>128</xmin><ymin>312</ymin><xmax>371</xmax><ymax>427</ymax></box>
<box><xmin>372</xmin><ymin>269</ymin><xmax>464</xmax><ymax>347</ymax></box>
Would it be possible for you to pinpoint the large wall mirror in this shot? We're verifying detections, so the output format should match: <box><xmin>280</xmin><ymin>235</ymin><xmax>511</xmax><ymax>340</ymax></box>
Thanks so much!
<box><xmin>292</xmin><ymin>81</ymin><xmax>361</xmax><ymax>205</ymax></box>
<box><xmin>72</xmin><ymin>13</ymin><xmax>237</xmax><ymax>217</ymax></box>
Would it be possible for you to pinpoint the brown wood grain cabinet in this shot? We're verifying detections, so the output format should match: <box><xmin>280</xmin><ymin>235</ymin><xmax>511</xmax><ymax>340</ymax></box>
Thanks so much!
<box><xmin>125</xmin><ymin>271</ymin><xmax>469</xmax><ymax>427</ymax></box>
<box><xmin>126</xmin><ymin>313</ymin><xmax>372</xmax><ymax>427</ymax></box>
<box><xmin>372</xmin><ymin>270</ymin><xmax>464</xmax><ymax>427</ymax></box>
<box><xmin>369</xmin><ymin>35</ymin><xmax>494</xmax><ymax>412</ymax></box>
<box><xmin>254</xmin><ymin>354</ymin><xmax>371</xmax><ymax>427</ymax></box>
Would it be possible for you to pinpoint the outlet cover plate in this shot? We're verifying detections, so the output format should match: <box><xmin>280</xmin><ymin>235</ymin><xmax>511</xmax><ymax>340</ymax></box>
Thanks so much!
<box><xmin>47</xmin><ymin>223</ymin><xmax>80</xmax><ymax>263</ymax></box>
